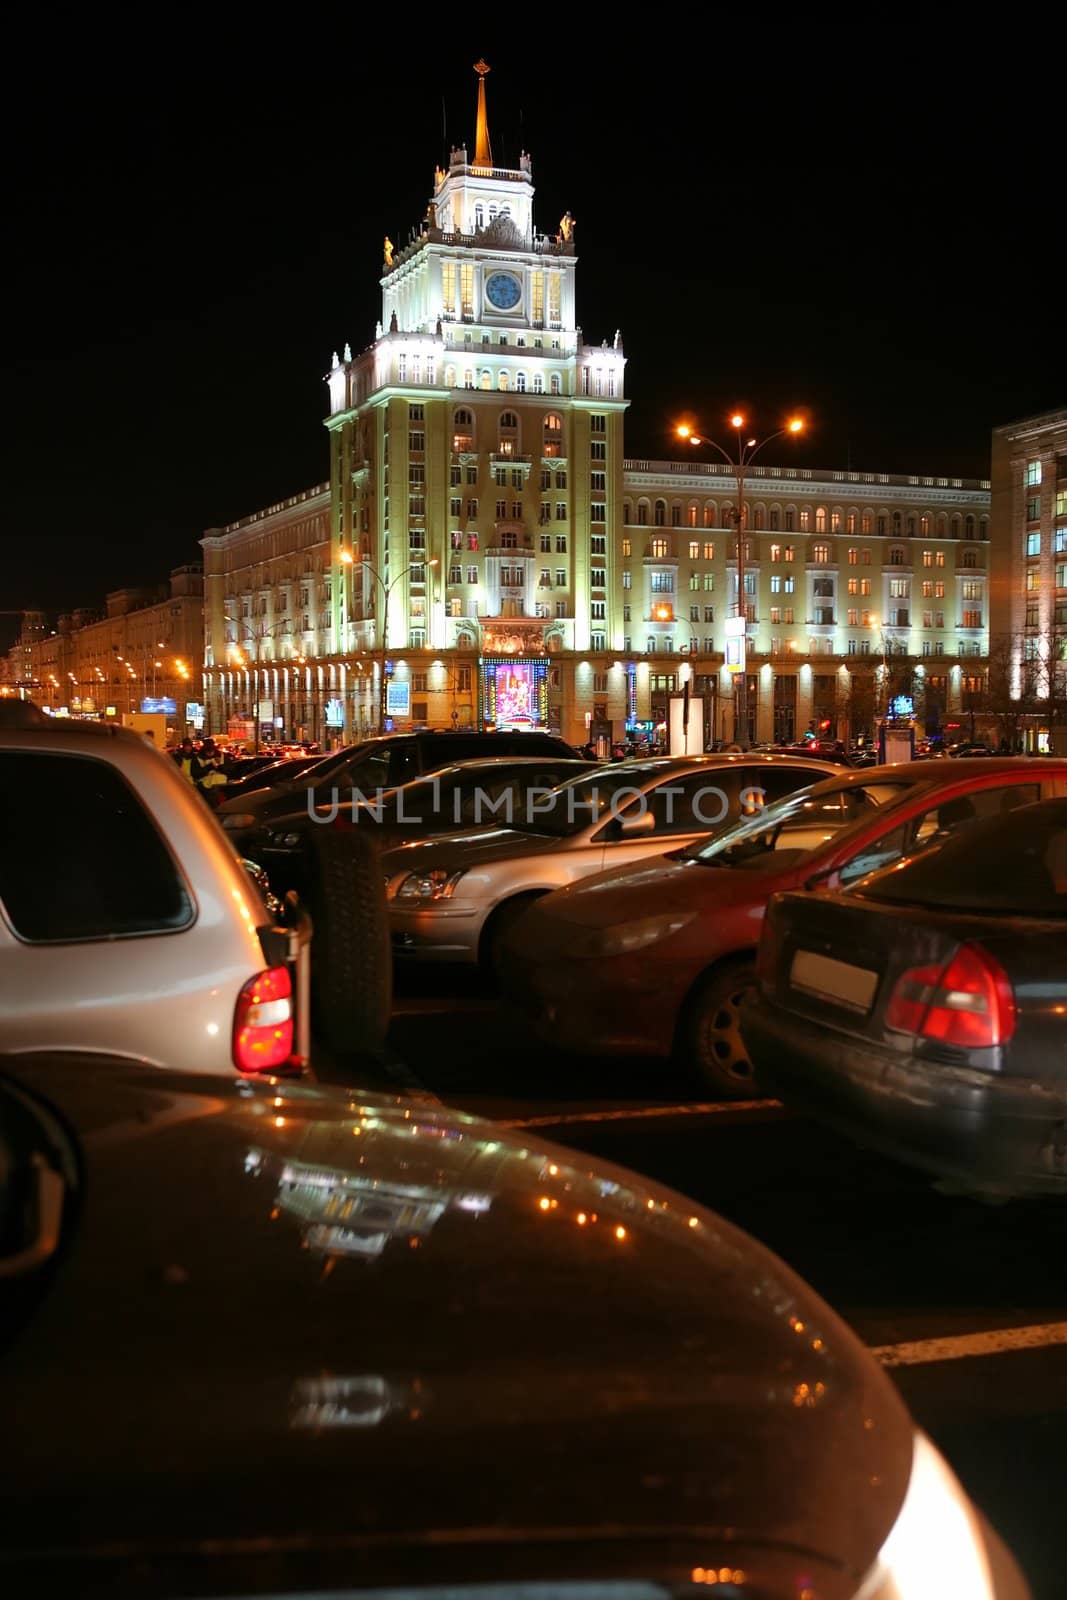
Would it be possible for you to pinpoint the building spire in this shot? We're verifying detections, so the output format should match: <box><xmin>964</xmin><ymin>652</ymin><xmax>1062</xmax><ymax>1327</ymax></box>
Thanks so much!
<box><xmin>473</xmin><ymin>59</ymin><xmax>492</xmax><ymax>168</ymax></box>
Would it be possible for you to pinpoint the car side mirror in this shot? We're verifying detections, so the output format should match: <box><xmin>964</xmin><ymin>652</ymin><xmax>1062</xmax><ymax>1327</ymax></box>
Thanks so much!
<box><xmin>803</xmin><ymin>862</ymin><xmax>840</xmax><ymax>891</ymax></box>
<box><xmin>617</xmin><ymin>811</ymin><xmax>657</xmax><ymax>838</ymax></box>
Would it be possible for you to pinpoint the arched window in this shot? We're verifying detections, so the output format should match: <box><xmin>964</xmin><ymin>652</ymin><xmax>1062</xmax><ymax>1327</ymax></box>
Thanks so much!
<box><xmin>906</xmin><ymin>515</ymin><xmax>916</xmax><ymax>537</ymax></box>
<box><xmin>951</xmin><ymin>515</ymin><xmax>961</xmax><ymax>538</ymax></box>
<box><xmin>847</xmin><ymin>547</ymin><xmax>857</xmax><ymax>565</ymax></box>
<box><xmin>815</xmin><ymin>507</ymin><xmax>827</xmax><ymax>533</ymax></box>
<box><xmin>474</xmin><ymin>204</ymin><xmax>484</xmax><ymax>230</ymax></box>
<box><xmin>498</xmin><ymin>370</ymin><xmax>509</xmax><ymax>391</ymax></box>
<box><xmin>812</xmin><ymin>542</ymin><xmax>831</xmax><ymax>564</ymax></box>
<box><xmin>542</xmin><ymin>413</ymin><xmax>563</xmax><ymax>458</ymax></box>
<box><xmin>889</xmin><ymin>545</ymin><xmax>907</xmax><ymax>565</ymax></box>
<box><xmin>753</xmin><ymin>505</ymin><xmax>765</xmax><ymax>530</ymax></box>
<box><xmin>654</xmin><ymin>500</ymin><xmax>667</xmax><ymax>527</ymax></box>
<box><xmin>979</xmin><ymin>518</ymin><xmax>989</xmax><ymax>540</ymax></box>
<box><xmin>452</xmin><ymin>409</ymin><xmax>474</xmax><ymax>451</ymax></box>
<box><xmin>479</xmin><ymin>370</ymin><xmax>492</xmax><ymax>390</ymax></box>
<box><xmin>892</xmin><ymin>511</ymin><xmax>902</xmax><ymax>536</ymax></box>
<box><xmin>463</xmin><ymin>369</ymin><xmax>474</xmax><ymax>389</ymax></box>
<box><xmin>651</xmin><ymin>537</ymin><xmax>670</xmax><ymax>558</ymax></box>
<box><xmin>831</xmin><ymin>508</ymin><xmax>842</xmax><ymax>533</ymax></box>
<box><xmin>515</xmin><ymin>372</ymin><xmax>527</xmax><ymax>392</ymax></box>
<box><xmin>965</xmin><ymin>515</ymin><xmax>975</xmax><ymax>538</ymax></box>
<box><xmin>637</xmin><ymin>501</ymin><xmax>649</xmax><ymax>526</ymax></box>
<box><xmin>444</xmin><ymin>364</ymin><xmax>457</xmax><ymax>388</ymax></box>
<box><xmin>687</xmin><ymin>502</ymin><xmax>698</xmax><ymax>528</ymax></box>
<box><xmin>549</xmin><ymin>373</ymin><xmax>561</xmax><ymax>395</ymax></box>
<box><xmin>623</xmin><ymin>500</ymin><xmax>632</xmax><ymax>524</ymax></box>
<box><xmin>800</xmin><ymin>508</ymin><xmax>811</xmax><ymax>532</ymax></box>
<box><xmin>846</xmin><ymin>510</ymin><xmax>857</xmax><ymax>534</ymax></box>
<box><xmin>937</xmin><ymin>515</ymin><xmax>947</xmax><ymax>538</ymax></box>
<box><xmin>704</xmin><ymin>502</ymin><xmax>716</xmax><ymax>528</ymax></box>
<box><xmin>920</xmin><ymin>514</ymin><xmax>930</xmax><ymax>537</ymax></box>
<box><xmin>498</xmin><ymin>411</ymin><xmax>519</xmax><ymax>455</ymax></box>
<box><xmin>532</xmin><ymin>374</ymin><xmax>544</xmax><ymax>394</ymax></box>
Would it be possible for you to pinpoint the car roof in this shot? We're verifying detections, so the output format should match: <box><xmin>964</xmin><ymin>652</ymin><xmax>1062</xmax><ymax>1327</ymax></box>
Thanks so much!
<box><xmin>403</xmin><ymin>756</ymin><xmax>591</xmax><ymax>778</ymax></box>
<box><xmin>0</xmin><ymin>716</ymin><xmax>146</xmax><ymax>752</ymax></box>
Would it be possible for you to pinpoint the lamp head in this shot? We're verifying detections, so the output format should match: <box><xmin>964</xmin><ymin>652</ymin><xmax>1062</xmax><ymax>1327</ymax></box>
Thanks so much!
<box><xmin>730</xmin><ymin>413</ymin><xmax>745</xmax><ymax>430</ymax></box>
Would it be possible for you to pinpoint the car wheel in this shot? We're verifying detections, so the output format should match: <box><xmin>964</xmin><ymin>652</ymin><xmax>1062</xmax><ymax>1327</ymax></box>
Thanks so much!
<box><xmin>677</xmin><ymin>958</ymin><xmax>759</xmax><ymax>1098</ymax></box>
<box><xmin>480</xmin><ymin>893</ymin><xmax>544</xmax><ymax>985</ymax></box>
<box><xmin>308</xmin><ymin>828</ymin><xmax>392</xmax><ymax>1062</ymax></box>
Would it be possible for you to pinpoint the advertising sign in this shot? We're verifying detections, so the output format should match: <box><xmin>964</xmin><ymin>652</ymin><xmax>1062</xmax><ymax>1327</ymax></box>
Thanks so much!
<box><xmin>325</xmin><ymin>697</ymin><xmax>345</xmax><ymax>728</ymax></box>
<box><xmin>141</xmin><ymin>697</ymin><xmax>177</xmax><ymax>716</ymax></box>
<box><xmin>725</xmin><ymin>636</ymin><xmax>746</xmax><ymax>675</ymax></box>
<box><xmin>386</xmin><ymin>681</ymin><xmax>411</xmax><ymax>717</ymax></box>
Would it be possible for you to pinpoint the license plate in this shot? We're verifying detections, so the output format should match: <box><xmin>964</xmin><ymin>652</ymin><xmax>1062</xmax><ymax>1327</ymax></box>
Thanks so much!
<box><xmin>790</xmin><ymin>949</ymin><xmax>878</xmax><ymax>1014</ymax></box>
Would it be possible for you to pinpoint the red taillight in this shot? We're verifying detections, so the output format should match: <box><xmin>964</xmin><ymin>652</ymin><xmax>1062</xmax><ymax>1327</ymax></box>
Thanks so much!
<box><xmin>233</xmin><ymin>966</ymin><xmax>294</xmax><ymax>1073</ymax></box>
<box><xmin>886</xmin><ymin>944</ymin><xmax>1016</xmax><ymax>1049</ymax></box>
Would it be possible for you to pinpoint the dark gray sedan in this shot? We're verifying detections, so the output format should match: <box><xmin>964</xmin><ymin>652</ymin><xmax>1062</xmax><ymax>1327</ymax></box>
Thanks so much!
<box><xmin>0</xmin><ymin>1055</ymin><xmax>1026</xmax><ymax>1597</ymax></box>
<box><xmin>743</xmin><ymin>798</ymin><xmax>1067</xmax><ymax>1197</ymax></box>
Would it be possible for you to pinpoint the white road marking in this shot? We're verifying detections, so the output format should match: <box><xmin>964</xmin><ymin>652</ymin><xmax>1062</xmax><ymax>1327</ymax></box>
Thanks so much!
<box><xmin>502</xmin><ymin>1099</ymin><xmax>782</xmax><ymax>1128</ymax></box>
<box><xmin>869</xmin><ymin>1322</ymin><xmax>1067</xmax><ymax>1367</ymax></box>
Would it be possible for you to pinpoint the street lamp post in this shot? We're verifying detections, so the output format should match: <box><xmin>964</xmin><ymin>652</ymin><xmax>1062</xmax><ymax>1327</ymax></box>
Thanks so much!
<box><xmin>341</xmin><ymin>553</ymin><xmax>438</xmax><ymax>734</ymax></box>
<box><xmin>869</xmin><ymin>614</ymin><xmax>889</xmax><ymax>718</ymax></box>
<box><xmin>223</xmin><ymin>616</ymin><xmax>294</xmax><ymax>751</ymax></box>
<box><xmin>676</xmin><ymin>413</ymin><xmax>805</xmax><ymax>748</ymax></box>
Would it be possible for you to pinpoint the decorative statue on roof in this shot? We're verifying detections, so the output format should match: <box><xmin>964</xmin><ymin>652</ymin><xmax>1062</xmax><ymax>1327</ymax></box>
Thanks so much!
<box><xmin>383</xmin><ymin>236</ymin><xmax>394</xmax><ymax>266</ymax></box>
<box><xmin>434</xmin><ymin>164</ymin><xmax>446</xmax><ymax>189</ymax></box>
<box><xmin>559</xmin><ymin>211</ymin><xmax>575</xmax><ymax>242</ymax></box>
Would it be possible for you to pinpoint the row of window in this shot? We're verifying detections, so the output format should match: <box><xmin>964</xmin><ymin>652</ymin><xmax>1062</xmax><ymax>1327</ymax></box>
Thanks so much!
<box><xmin>629</xmin><ymin>503</ymin><xmax>989</xmax><ymax>538</ymax></box>
<box><xmin>1025</xmin><ymin>528</ymin><xmax>1067</xmax><ymax>556</ymax></box>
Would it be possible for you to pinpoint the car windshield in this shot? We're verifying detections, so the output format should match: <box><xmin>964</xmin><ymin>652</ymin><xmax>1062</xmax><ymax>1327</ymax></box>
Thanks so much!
<box><xmin>508</xmin><ymin>764</ymin><xmax>673</xmax><ymax>836</ymax></box>
<box><xmin>683</xmin><ymin>777</ymin><xmax>914</xmax><ymax>868</ymax></box>
<box><xmin>856</xmin><ymin>797</ymin><xmax>1067</xmax><ymax>916</ymax></box>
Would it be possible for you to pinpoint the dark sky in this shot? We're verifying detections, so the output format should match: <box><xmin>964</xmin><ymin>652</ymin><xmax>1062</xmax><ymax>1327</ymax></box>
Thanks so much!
<box><xmin>3</xmin><ymin>21</ymin><xmax>1061</xmax><ymax>643</ymax></box>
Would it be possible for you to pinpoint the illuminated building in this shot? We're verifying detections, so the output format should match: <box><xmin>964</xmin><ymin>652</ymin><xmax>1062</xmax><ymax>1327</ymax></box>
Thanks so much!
<box><xmin>200</xmin><ymin>65</ymin><xmax>992</xmax><ymax>748</ymax></box>
<box><xmin>6</xmin><ymin>567</ymin><xmax>203</xmax><ymax>723</ymax></box>
<box><xmin>990</xmin><ymin>406</ymin><xmax>1067</xmax><ymax>751</ymax></box>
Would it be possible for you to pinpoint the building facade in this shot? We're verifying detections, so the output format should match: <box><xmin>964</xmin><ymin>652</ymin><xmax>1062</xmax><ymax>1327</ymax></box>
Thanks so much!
<box><xmin>200</xmin><ymin>66</ymin><xmax>992</xmax><ymax>750</ymax></box>
<box><xmin>990</xmin><ymin>407</ymin><xmax>1067</xmax><ymax>748</ymax></box>
<box><xmin>7</xmin><ymin>567</ymin><xmax>203</xmax><ymax>724</ymax></box>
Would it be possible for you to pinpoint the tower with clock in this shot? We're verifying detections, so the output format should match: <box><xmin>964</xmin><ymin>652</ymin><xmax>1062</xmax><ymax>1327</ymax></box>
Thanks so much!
<box><xmin>324</xmin><ymin>60</ymin><xmax>628</xmax><ymax>736</ymax></box>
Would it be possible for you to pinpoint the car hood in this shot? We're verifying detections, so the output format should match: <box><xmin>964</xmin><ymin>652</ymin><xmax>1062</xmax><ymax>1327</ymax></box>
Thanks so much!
<box><xmin>527</xmin><ymin>851</ymin><xmax>785</xmax><ymax>933</ymax></box>
<box><xmin>382</xmin><ymin>824</ymin><xmax>570</xmax><ymax>873</ymax></box>
<box><xmin>217</xmin><ymin>775</ymin><xmax>315</xmax><ymax>822</ymax></box>
<box><xmin>0</xmin><ymin>1058</ymin><xmax>910</xmax><ymax>1594</ymax></box>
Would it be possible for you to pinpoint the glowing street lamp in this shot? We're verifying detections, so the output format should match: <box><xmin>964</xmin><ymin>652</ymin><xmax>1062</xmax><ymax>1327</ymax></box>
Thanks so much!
<box><xmin>675</xmin><ymin>412</ymin><xmax>806</xmax><ymax>747</ymax></box>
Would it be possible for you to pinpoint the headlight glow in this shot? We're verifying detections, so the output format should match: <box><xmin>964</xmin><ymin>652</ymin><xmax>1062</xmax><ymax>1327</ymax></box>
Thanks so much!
<box><xmin>222</xmin><ymin>813</ymin><xmax>256</xmax><ymax>831</ymax></box>
<box><xmin>266</xmin><ymin>830</ymin><xmax>303</xmax><ymax>849</ymax></box>
<box><xmin>860</xmin><ymin>1431</ymin><xmax>996</xmax><ymax>1600</ymax></box>
<box><xmin>395</xmin><ymin>868</ymin><xmax>467</xmax><ymax>903</ymax></box>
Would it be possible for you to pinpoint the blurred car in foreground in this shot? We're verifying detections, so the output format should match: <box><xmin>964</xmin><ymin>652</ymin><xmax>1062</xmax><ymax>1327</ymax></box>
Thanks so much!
<box><xmin>505</xmin><ymin>760</ymin><xmax>1066</xmax><ymax>1095</ymax></box>
<box><xmin>384</xmin><ymin>754</ymin><xmax>836</xmax><ymax>971</ymax></box>
<box><xmin>0</xmin><ymin>717</ymin><xmax>312</xmax><ymax>1075</ymax></box>
<box><xmin>0</xmin><ymin>1054</ymin><xmax>1027</xmax><ymax>1599</ymax></box>
<box><xmin>244</xmin><ymin>755</ymin><xmax>594</xmax><ymax>899</ymax></box>
<box><xmin>742</xmin><ymin>798</ymin><xmax>1067</xmax><ymax>1197</ymax></box>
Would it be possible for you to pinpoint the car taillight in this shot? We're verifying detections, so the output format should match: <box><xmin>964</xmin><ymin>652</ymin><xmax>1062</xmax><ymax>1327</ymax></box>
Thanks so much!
<box><xmin>886</xmin><ymin>944</ymin><xmax>1016</xmax><ymax>1049</ymax></box>
<box><xmin>233</xmin><ymin>966</ymin><xmax>294</xmax><ymax>1072</ymax></box>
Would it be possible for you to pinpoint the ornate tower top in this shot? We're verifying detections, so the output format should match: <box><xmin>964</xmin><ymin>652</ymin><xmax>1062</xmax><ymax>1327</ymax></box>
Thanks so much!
<box><xmin>473</xmin><ymin>59</ymin><xmax>492</xmax><ymax>169</ymax></box>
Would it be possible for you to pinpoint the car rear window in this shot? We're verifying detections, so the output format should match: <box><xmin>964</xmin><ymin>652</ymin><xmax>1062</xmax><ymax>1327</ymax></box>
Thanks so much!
<box><xmin>0</xmin><ymin>752</ymin><xmax>194</xmax><ymax>943</ymax></box>
<box><xmin>858</xmin><ymin>797</ymin><xmax>1067</xmax><ymax>915</ymax></box>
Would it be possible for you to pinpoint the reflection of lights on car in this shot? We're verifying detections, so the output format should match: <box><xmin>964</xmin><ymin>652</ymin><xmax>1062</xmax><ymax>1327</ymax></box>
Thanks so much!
<box><xmin>290</xmin><ymin>1373</ymin><xmax>420</xmax><ymax>1430</ymax></box>
<box><xmin>454</xmin><ymin>1194</ymin><xmax>492</xmax><ymax>1213</ymax></box>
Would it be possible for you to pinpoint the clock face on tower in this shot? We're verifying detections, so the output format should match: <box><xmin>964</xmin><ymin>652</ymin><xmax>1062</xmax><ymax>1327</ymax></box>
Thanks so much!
<box><xmin>484</xmin><ymin>271</ymin><xmax>522</xmax><ymax>311</ymax></box>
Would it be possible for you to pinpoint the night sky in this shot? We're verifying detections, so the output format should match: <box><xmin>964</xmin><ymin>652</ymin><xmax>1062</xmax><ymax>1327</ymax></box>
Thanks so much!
<box><xmin>3</xmin><ymin>22</ymin><xmax>1060</xmax><ymax>646</ymax></box>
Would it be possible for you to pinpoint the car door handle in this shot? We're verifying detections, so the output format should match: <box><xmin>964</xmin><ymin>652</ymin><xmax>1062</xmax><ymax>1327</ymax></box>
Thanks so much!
<box><xmin>0</xmin><ymin>1155</ymin><xmax>65</xmax><ymax>1279</ymax></box>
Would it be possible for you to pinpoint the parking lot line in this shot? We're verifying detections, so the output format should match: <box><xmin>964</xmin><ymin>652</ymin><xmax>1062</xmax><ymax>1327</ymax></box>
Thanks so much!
<box><xmin>502</xmin><ymin>1099</ymin><xmax>783</xmax><ymax>1128</ymax></box>
<box><xmin>869</xmin><ymin>1322</ymin><xmax>1067</xmax><ymax>1367</ymax></box>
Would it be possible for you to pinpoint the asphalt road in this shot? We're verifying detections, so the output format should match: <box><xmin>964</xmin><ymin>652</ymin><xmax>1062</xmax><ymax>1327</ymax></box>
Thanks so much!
<box><xmin>318</xmin><ymin>964</ymin><xmax>1067</xmax><ymax>1600</ymax></box>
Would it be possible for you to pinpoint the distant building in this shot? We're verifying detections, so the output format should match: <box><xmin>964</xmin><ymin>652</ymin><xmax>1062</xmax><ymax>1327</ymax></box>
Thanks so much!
<box><xmin>201</xmin><ymin>65</ymin><xmax>991</xmax><ymax>749</ymax></box>
<box><xmin>6</xmin><ymin>567</ymin><xmax>203</xmax><ymax>726</ymax></box>
<box><xmin>990</xmin><ymin>407</ymin><xmax>1067</xmax><ymax>748</ymax></box>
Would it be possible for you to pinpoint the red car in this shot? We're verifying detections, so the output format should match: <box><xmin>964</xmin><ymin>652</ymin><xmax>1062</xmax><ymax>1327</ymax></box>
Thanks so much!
<box><xmin>505</xmin><ymin>759</ymin><xmax>1067</xmax><ymax>1096</ymax></box>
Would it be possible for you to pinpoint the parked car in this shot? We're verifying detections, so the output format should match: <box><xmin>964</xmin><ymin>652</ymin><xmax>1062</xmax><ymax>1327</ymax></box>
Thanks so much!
<box><xmin>216</xmin><ymin>729</ymin><xmax>578</xmax><ymax>851</ymax></box>
<box><xmin>742</xmin><ymin>797</ymin><xmax>1067</xmax><ymax>1197</ymax></box>
<box><xmin>212</xmin><ymin>751</ymin><xmax>322</xmax><ymax>805</ymax></box>
<box><xmin>0</xmin><ymin>717</ymin><xmax>316</xmax><ymax>1074</ymax></box>
<box><xmin>0</xmin><ymin>1052</ymin><xmax>1028</xmax><ymax>1599</ymax></box>
<box><xmin>504</xmin><ymin>759</ymin><xmax>1067</xmax><ymax>1095</ymax></box>
<box><xmin>244</xmin><ymin>755</ymin><xmax>594</xmax><ymax>900</ymax></box>
<box><xmin>771</xmin><ymin>740</ymin><xmax>855</xmax><ymax>766</ymax></box>
<box><xmin>384</xmin><ymin>754</ymin><xmax>837</xmax><ymax>972</ymax></box>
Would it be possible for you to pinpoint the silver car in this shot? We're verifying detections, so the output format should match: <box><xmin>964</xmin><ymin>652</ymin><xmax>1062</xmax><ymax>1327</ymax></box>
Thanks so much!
<box><xmin>0</xmin><ymin>715</ymin><xmax>309</xmax><ymax>1075</ymax></box>
<box><xmin>384</xmin><ymin>754</ymin><xmax>836</xmax><ymax>969</ymax></box>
